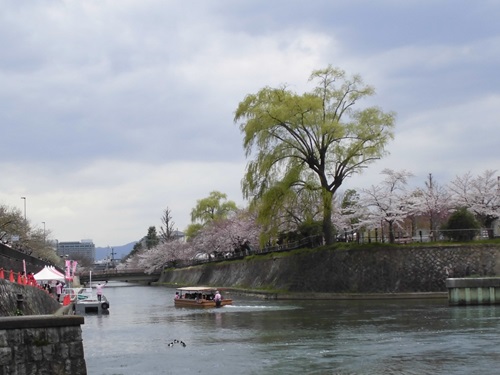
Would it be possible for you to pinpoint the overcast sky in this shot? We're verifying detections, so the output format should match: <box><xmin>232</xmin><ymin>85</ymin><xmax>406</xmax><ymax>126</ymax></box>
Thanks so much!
<box><xmin>1</xmin><ymin>1</ymin><xmax>499</xmax><ymax>247</ymax></box>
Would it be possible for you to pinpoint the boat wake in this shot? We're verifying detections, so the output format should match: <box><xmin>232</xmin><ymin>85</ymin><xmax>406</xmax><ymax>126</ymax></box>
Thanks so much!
<box><xmin>222</xmin><ymin>304</ymin><xmax>301</xmax><ymax>311</ymax></box>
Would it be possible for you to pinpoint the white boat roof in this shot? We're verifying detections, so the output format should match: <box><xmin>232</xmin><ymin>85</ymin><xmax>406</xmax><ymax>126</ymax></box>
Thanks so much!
<box><xmin>176</xmin><ymin>286</ymin><xmax>218</xmax><ymax>292</ymax></box>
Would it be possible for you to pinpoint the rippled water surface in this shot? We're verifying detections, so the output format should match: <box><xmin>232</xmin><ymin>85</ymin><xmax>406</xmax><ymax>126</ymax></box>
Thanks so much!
<box><xmin>82</xmin><ymin>283</ymin><xmax>500</xmax><ymax>375</ymax></box>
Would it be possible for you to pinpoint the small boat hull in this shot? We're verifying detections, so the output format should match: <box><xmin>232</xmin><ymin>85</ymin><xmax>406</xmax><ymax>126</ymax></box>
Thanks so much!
<box><xmin>174</xmin><ymin>298</ymin><xmax>232</xmax><ymax>308</ymax></box>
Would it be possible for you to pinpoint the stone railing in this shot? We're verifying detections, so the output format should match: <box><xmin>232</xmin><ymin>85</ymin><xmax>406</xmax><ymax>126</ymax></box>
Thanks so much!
<box><xmin>0</xmin><ymin>315</ymin><xmax>86</xmax><ymax>375</ymax></box>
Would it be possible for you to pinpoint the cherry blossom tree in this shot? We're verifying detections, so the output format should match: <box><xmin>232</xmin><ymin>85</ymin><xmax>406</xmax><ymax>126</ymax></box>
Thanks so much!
<box><xmin>138</xmin><ymin>240</ymin><xmax>191</xmax><ymax>273</ymax></box>
<box><xmin>334</xmin><ymin>189</ymin><xmax>362</xmax><ymax>241</ymax></box>
<box><xmin>189</xmin><ymin>209</ymin><xmax>261</xmax><ymax>259</ymax></box>
<box><xmin>448</xmin><ymin>170</ymin><xmax>500</xmax><ymax>238</ymax></box>
<box><xmin>134</xmin><ymin>208</ymin><xmax>261</xmax><ymax>272</ymax></box>
<box><xmin>412</xmin><ymin>173</ymin><xmax>451</xmax><ymax>239</ymax></box>
<box><xmin>358</xmin><ymin>169</ymin><xmax>415</xmax><ymax>243</ymax></box>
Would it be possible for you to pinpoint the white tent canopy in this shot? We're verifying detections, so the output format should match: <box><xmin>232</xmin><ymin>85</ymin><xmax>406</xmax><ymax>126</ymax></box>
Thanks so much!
<box><xmin>48</xmin><ymin>266</ymin><xmax>65</xmax><ymax>278</ymax></box>
<box><xmin>33</xmin><ymin>266</ymin><xmax>65</xmax><ymax>281</ymax></box>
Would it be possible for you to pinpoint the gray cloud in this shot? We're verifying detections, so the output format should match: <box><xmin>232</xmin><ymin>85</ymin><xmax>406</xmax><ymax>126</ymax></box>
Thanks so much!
<box><xmin>1</xmin><ymin>0</ymin><xmax>499</xmax><ymax>246</ymax></box>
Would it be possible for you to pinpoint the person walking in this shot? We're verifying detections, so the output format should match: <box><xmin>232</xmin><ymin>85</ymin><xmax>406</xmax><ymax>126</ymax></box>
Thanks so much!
<box><xmin>96</xmin><ymin>281</ymin><xmax>108</xmax><ymax>301</ymax></box>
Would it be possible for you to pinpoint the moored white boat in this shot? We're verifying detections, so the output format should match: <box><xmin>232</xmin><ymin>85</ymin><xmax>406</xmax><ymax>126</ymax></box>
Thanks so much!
<box><xmin>174</xmin><ymin>286</ymin><xmax>232</xmax><ymax>308</ymax></box>
<box><xmin>62</xmin><ymin>287</ymin><xmax>110</xmax><ymax>314</ymax></box>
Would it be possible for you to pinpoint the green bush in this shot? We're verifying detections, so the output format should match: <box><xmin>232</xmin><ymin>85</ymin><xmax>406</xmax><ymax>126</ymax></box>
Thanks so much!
<box><xmin>441</xmin><ymin>207</ymin><xmax>480</xmax><ymax>241</ymax></box>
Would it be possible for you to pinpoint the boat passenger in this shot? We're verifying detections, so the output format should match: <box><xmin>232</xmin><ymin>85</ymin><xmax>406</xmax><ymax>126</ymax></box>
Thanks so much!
<box><xmin>175</xmin><ymin>292</ymin><xmax>180</xmax><ymax>299</ymax></box>
<box><xmin>214</xmin><ymin>290</ymin><xmax>222</xmax><ymax>307</ymax></box>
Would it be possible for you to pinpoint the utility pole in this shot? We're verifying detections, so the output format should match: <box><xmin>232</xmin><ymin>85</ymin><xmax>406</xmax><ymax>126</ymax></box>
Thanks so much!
<box><xmin>107</xmin><ymin>246</ymin><xmax>117</xmax><ymax>269</ymax></box>
<box><xmin>21</xmin><ymin>197</ymin><xmax>26</xmax><ymax>221</ymax></box>
<box><xmin>110</xmin><ymin>247</ymin><xmax>117</xmax><ymax>268</ymax></box>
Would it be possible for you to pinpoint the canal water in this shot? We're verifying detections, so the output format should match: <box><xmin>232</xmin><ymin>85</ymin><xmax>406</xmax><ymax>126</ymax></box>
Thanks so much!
<box><xmin>82</xmin><ymin>283</ymin><xmax>500</xmax><ymax>375</ymax></box>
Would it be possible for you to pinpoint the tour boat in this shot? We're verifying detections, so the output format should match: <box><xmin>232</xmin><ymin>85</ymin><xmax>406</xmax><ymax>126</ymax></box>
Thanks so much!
<box><xmin>174</xmin><ymin>286</ymin><xmax>233</xmax><ymax>308</ymax></box>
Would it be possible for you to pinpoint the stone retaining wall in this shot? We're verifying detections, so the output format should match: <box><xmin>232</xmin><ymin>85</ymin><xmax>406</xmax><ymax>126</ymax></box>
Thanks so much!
<box><xmin>0</xmin><ymin>315</ymin><xmax>86</xmax><ymax>375</ymax></box>
<box><xmin>160</xmin><ymin>244</ymin><xmax>500</xmax><ymax>293</ymax></box>
<box><xmin>0</xmin><ymin>279</ymin><xmax>60</xmax><ymax>317</ymax></box>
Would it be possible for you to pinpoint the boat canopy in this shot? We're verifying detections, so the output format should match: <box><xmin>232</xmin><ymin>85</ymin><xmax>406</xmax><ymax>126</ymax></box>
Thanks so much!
<box><xmin>176</xmin><ymin>286</ymin><xmax>218</xmax><ymax>292</ymax></box>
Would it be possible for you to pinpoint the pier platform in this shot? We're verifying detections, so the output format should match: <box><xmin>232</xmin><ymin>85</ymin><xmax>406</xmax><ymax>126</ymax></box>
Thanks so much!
<box><xmin>446</xmin><ymin>278</ymin><xmax>500</xmax><ymax>306</ymax></box>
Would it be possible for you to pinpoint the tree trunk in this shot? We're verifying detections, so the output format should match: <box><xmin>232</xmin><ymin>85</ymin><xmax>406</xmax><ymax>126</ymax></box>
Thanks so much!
<box><xmin>322</xmin><ymin>189</ymin><xmax>335</xmax><ymax>245</ymax></box>
<box><xmin>388</xmin><ymin>221</ymin><xmax>395</xmax><ymax>244</ymax></box>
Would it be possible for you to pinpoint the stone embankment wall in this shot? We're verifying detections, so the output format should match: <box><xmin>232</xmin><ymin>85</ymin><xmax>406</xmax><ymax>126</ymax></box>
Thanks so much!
<box><xmin>0</xmin><ymin>245</ymin><xmax>87</xmax><ymax>374</ymax></box>
<box><xmin>0</xmin><ymin>280</ymin><xmax>87</xmax><ymax>374</ymax></box>
<box><xmin>0</xmin><ymin>315</ymin><xmax>86</xmax><ymax>375</ymax></box>
<box><xmin>160</xmin><ymin>244</ymin><xmax>500</xmax><ymax>293</ymax></box>
<box><xmin>0</xmin><ymin>279</ymin><xmax>60</xmax><ymax>317</ymax></box>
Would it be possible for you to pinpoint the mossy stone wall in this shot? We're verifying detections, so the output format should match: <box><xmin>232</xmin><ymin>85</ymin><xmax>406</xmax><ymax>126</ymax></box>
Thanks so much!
<box><xmin>160</xmin><ymin>244</ymin><xmax>500</xmax><ymax>293</ymax></box>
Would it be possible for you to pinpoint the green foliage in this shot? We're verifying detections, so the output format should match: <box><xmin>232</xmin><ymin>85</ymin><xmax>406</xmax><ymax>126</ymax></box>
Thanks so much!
<box><xmin>278</xmin><ymin>220</ymin><xmax>323</xmax><ymax>244</ymax></box>
<box><xmin>185</xmin><ymin>223</ymin><xmax>203</xmax><ymax>240</ymax></box>
<box><xmin>298</xmin><ymin>220</ymin><xmax>323</xmax><ymax>237</ymax></box>
<box><xmin>234</xmin><ymin>65</ymin><xmax>395</xmax><ymax>244</ymax></box>
<box><xmin>252</xmin><ymin>168</ymin><xmax>323</xmax><ymax>245</ymax></box>
<box><xmin>123</xmin><ymin>242</ymin><xmax>143</xmax><ymax>262</ymax></box>
<box><xmin>187</xmin><ymin>191</ymin><xmax>238</xmax><ymax>240</ymax></box>
<box><xmin>341</xmin><ymin>189</ymin><xmax>360</xmax><ymax>224</ymax></box>
<box><xmin>441</xmin><ymin>207</ymin><xmax>480</xmax><ymax>241</ymax></box>
<box><xmin>190</xmin><ymin>191</ymin><xmax>237</xmax><ymax>224</ymax></box>
<box><xmin>145</xmin><ymin>226</ymin><xmax>159</xmax><ymax>249</ymax></box>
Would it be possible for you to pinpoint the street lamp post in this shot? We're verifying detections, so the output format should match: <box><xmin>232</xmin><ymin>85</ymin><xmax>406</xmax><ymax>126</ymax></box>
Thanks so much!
<box><xmin>20</xmin><ymin>197</ymin><xmax>26</xmax><ymax>221</ymax></box>
<box><xmin>42</xmin><ymin>222</ymin><xmax>46</xmax><ymax>243</ymax></box>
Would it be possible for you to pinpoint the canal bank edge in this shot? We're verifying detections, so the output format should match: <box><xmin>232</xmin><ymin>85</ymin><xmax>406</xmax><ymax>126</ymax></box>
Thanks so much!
<box><xmin>157</xmin><ymin>243</ymin><xmax>500</xmax><ymax>298</ymax></box>
<box><xmin>208</xmin><ymin>288</ymin><xmax>447</xmax><ymax>301</ymax></box>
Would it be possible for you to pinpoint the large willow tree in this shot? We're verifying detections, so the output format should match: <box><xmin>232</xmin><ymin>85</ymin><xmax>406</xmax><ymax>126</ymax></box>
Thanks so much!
<box><xmin>234</xmin><ymin>66</ymin><xmax>395</xmax><ymax>244</ymax></box>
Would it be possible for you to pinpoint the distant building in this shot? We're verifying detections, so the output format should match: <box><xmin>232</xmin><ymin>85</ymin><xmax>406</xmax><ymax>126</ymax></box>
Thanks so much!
<box><xmin>171</xmin><ymin>230</ymin><xmax>185</xmax><ymax>242</ymax></box>
<box><xmin>57</xmin><ymin>239</ymin><xmax>96</xmax><ymax>262</ymax></box>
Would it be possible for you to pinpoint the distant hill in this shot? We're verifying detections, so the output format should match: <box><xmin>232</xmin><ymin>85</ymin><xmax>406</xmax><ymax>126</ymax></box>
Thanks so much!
<box><xmin>95</xmin><ymin>242</ymin><xmax>137</xmax><ymax>261</ymax></box>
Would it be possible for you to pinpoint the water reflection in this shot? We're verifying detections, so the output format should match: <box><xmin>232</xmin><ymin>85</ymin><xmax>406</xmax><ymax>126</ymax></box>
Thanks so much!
<box><xmin>82</xmin><ymin>285</ymin><xmax>500</xmax><ymax>375</ymax></box>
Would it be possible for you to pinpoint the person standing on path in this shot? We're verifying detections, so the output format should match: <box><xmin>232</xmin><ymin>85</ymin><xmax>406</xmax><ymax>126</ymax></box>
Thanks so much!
<box><xmin>55</xmin><ymin>281</ymin><xmax>63</xmax><ymax>302</ymax></box>
<box><xmin>96</xmin><ymin>281</ymin><xmax>108</xmax><ymax>301</ymax></box>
